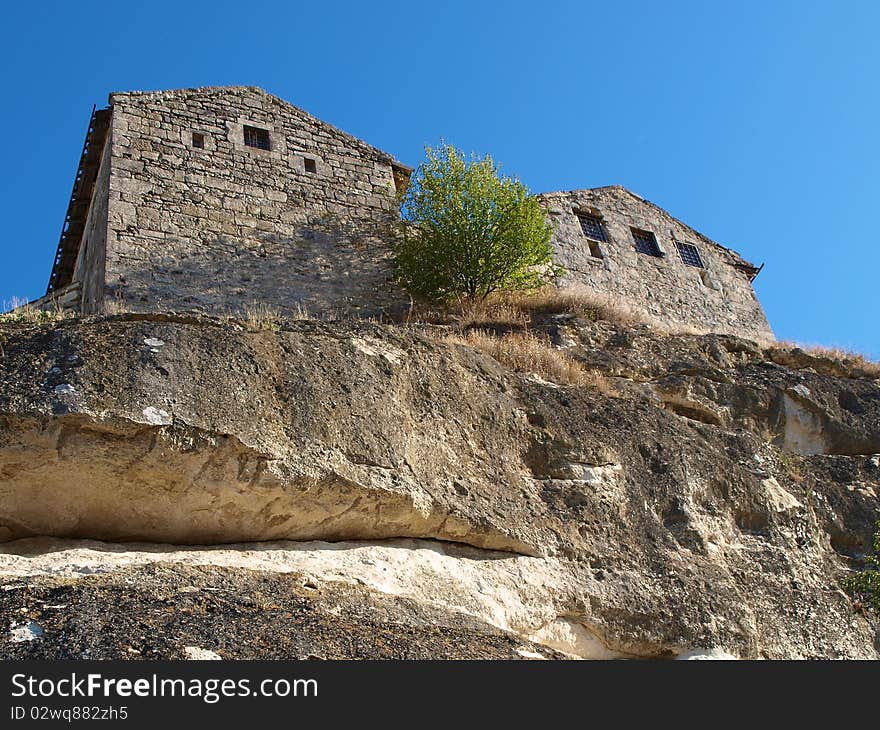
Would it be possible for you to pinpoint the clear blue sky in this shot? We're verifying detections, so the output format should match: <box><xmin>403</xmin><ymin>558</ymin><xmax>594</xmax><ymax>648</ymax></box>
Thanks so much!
<box><xmin>1</xmin><ymin>0</ymin><xmax>877</xmax><ymax>357</ymax></box>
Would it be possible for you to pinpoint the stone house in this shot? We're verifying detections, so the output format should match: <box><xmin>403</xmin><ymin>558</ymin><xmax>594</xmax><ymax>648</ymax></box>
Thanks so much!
<box><xmin>540</xmin><ymin>187</ymin><xmax>773</xmax><ymax>340</ymax></box>
<box><xmin>34</xmin><ymin>85</ymin><xmax>773</xmax><ymax>340</ymax></box>
<box><xmin>41</xmin><ymin>86</ymin><xmax>412</xmax><ymax>318</ymax></box>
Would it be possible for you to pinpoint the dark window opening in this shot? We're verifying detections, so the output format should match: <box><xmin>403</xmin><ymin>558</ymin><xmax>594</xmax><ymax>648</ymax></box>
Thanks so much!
<box><xmin>304</xmin><ymin>157</ymin><xmax>317</xmax><ymax>174</ymax></box>
<box><xmin>243</xmin><ymin>125</ymin><xmax>271</xmax><ymax>151</ymax></box>
<box><xmin>576</xmin><ymin>213</ymin><xmax>607</xmax><ymax>242</ymax></box>
<box><xmin>676</xmin><ymin>240</ymin><xmax>705</xmax><ymax>268</ymax></box>
<box><xmin>192</xmin><ymin>132</ymin><xmax>205</xmax><ymax>149</ymax></box>
<box><xmin>632</xmin><ymin>228</ymin><xmax>663</xmax><ymax>257</ymax></box>
<box><xmin>587</xmin><ymin>240</ymin><xmax>603</xmax><ymax>259</ymax></box>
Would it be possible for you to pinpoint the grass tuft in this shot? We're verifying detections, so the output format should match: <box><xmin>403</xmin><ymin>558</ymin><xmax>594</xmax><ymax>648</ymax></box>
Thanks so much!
<box><xmin>770</xmin><ymin>341</ymin><xmax>880</xmax><ymax>379</ymax></box>
<box><xmin>399</xmin><ymin>285</ymin><xmax>676</xmax><ymax>333</ymax></box>
<box><xmin>0</xmin><ymin>297</ymin><xmax>73</xmax><ymax>324</ymax></box>
<box><xmin>242</xmin><ymin>302</ymin><xmax>282</xmax><ymax>331</ymax></box>
<box><xmin>446</xmin><ymin>329</ymin><xmax>615</xmax><ymax>392</ymax></box>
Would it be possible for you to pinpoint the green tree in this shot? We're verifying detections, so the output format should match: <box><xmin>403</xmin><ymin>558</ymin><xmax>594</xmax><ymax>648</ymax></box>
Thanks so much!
<box><xmin>842</xmin><ymin>520</ymin><xmax>880</xmax><ymax>615</ymax></box>
<box><xmin>395</xmin><ymin>144</ymin><xmax>560</xmax><ymax>302</ymax></box>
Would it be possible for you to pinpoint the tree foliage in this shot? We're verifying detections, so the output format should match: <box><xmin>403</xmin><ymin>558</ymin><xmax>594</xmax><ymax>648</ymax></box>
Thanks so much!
<box><xmin>395</xmin><ymin>144</ymin><xmax>560</xmax><ymax>302</ymax></box>
<box><xmin>842</xmin><ymin>520</ymin><xmax>880</xmax><ymax>615</ymax></box>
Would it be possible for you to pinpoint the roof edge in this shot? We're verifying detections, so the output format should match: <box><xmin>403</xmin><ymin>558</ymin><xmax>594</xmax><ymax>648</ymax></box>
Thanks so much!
<box><xmin>108</xmin><ymin>85</ymin><xmax>409</xmax><ymax>168</ymax></box>
<box><xmin>538</xmin><ymin>185</ymin><xmax>759</xmax><ymax>270</ymax></box>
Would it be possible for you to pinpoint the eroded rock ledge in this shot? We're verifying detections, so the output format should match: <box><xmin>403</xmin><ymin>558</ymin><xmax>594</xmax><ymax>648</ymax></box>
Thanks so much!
<box><xmin>0</xmin><ymin>317</ymin><xmax>551</xmax><ymax>554</ymax></box>
<box><xmin>0</xmin><ymin>314</ymin><xmax>878</xmax><ymax>659</ymax></box>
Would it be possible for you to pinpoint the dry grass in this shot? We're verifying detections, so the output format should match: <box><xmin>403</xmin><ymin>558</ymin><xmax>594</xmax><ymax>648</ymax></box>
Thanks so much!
<box><xmin>401</xmin><ymin>286</ymin><xmax>646</xmax><ymax>390</ymax></box>
<box><xmin>400</xmin><ymin>285</ymin><xmax>677</xmax><ymax>333</ymax></box>
<box><xmin>806</xmin><ymin>346</ymin><xmax>879</xmax><ymax>377</ymax></box>
<box><xmin>102</xmin><ymin>299</ymin><xmax>130</xmax><ymax>315</ymax></box>
<box><xmin>775</xmin><ymin>448</ymin><xmax>806</xmax><ymax>484</ymax></box>
<box><xmin>0</xmin><ymin>297</ymin><xmax>72</xmax><ymax>324</ymax></box>
<box><xmin>447</xmin><ymin>329</ymin><xmax>615</xmax><ymax>392</ymax></box>
<box><xmin>457</xmin><ymin>298</ymin><xmax>531</xmax><ymax>330</ymax></box>
<box><xmin>505</xmin><ymin>286</ymin><xmax>615</xmax><ymax>321</ymax></box>
<box><xmin>243</xmin><ymin>302</ymin><xmax>282</xmax><ymax>331</ymax></box>
<box><xmin>772</xmin><ymin>341</ymin><xmax>880</xmax><ymax>379</ymax></box>
<box><xmin>286</xmin><ymin>302</ymin><xmax>314</xmax><ymax>321</ymax></box>
<box><xmin>241</xmin><ymin>302</ymin><xmax>315</xmax><ymax>329</ymax></box>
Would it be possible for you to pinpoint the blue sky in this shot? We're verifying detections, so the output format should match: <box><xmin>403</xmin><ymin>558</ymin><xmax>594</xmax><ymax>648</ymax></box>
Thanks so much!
<box><xmin>1</xmin><ymin>0</ymin><xmax>877</xmax><ymax>357</ymax></box>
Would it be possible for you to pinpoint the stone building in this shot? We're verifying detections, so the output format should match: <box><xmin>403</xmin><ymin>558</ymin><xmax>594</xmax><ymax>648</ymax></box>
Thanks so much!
<box><xmin>35</xmin><ymin>85</ymin><xmax>773</xmax><ymax>340</ymax></box>
<box><xmin>42</xmin><ymin>86</ymin><xmax>412</xmax><ymax>317</ymax></box>
<box><xmin>540</xmin><ymin>187</ymin><xmax>773</xmax><ymax>340</ymax></box>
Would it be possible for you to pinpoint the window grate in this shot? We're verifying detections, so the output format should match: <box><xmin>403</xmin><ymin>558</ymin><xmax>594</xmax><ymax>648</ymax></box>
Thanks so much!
<box><xmin>576</xmin><ymin>213</ymin><xmax>607</xmax><ymax>242</ymax></box>
<box><xmin>243</xmin><ymin>125</ymin><xmax>271</xmax><ymax>151</ymax></box>
<box><xmin>676</xmin><ymin>240</ymin><xmax>705</xmax><ymax>268</ymax></box>
<box><xmin>632</xmin><ymin>228</ymin><xmax>662</xmax><ymax>257</ymax></box>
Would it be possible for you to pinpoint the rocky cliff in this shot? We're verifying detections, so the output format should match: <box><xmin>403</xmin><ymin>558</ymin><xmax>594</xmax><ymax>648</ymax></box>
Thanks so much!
<box><xmin>1</xmin><ymin>313</ymin><xmax>878</xmax><ymax>659</ymax></box>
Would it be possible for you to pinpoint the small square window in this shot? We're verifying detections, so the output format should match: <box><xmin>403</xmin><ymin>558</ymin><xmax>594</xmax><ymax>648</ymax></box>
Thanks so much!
<box><xmin>676</xmin><ymin>240</ymin><xmax>705</xmax><ymax>268</ymax></box>
<box><xmin>303</xmin><ymin>157</ymin><xmax>317</xmax><ymax>174</ymax></box>
<box><xmin>243</xmin><ymin>125</ymin><xmax>271</xmax><ymax>151</ymax></box>
<box><xmin>632</xmin><ymin>228</ymin><xmax>663</xmax><ymax>257</ymax></box>
<box><xmin>576</xmin><ymin>213</ymin><xmax>607</xmax><ymax>242</ymax></box>
<box><xmin>192</xmin><ymin>132</ymin><xmax>205</xmax><ymax>149</ymax></box>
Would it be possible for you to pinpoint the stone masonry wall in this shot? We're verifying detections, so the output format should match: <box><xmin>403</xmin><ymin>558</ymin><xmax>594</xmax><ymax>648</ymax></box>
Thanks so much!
<box><xmin>101</xmin><ymin>86</ymin><xmax>406</xmax><ymax>317</ymax></box>
<box><xmin>540</xmin><ymin>187</ymin><xmax>774</xmax><ymax>341</ymax></box>
<box><xmin>53</xmin><ymin>86</ymin><xmax>774</xmax><ymax>340</ymax></box>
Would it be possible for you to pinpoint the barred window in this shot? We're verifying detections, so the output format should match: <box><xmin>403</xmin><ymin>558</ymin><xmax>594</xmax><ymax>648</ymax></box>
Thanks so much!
<box><xmin>632</xmin><ymin>228</ymin><xmax>662</xmax><ymax>257</ymax></box>
<box><xmin>576</xmin><ymin>213</ymin><xmax>607</xmax><ymax>242</ymax></box>
<box><xmin>676</xmin><ymin>240</ymin><xmax>705</xmax><ymax>268</ymax></box>
<box><xmin>243</xmin><ymin>125</ymin><xmax>271</xmax><ymax>151</ymax></box>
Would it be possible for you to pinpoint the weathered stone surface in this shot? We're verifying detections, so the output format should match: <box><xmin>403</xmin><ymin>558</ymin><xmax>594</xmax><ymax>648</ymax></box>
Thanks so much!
<box><xmin>0</xmin><ymin>560</ymin><xmax>565</xmax><ymax>660</ymax></box>
<box><xmin>0</xmin><ymin>317</ymin><xmax>547</xmax><ymax>554</ymax></box>
<box><xmin>540</xmin><ymin>187</ymin><xmax>773</xmax><ymax>341</ymax></box>
<box><xmin>0</xmin><ymin>314</ymin><xmax>878</xmax><ymax>659</ymax></box>
<box><xmin>69</xmin><ymin>87</ymin><xmax>409</xmax><ymax>318</ymax></box>
<box><xmin>36</xmin><ymin>87</ymin><xmax>774</xmax><ymax>342</ymax></box>
<box><xmin>549</xmin><ymin>316</ymin><xmax>880</xmax><ymax>456</ymax></box>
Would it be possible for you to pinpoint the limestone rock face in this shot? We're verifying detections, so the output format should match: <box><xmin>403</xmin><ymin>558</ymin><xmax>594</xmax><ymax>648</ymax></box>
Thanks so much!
<box><xmin>0</xmin><ymin>559</ymin><xmax>566</xmax><ymax>660</ymax></box>
<box><xmin>1</xmin><ymin>314</ymin><xmax>878</xmax><ymax>659</ymax></box>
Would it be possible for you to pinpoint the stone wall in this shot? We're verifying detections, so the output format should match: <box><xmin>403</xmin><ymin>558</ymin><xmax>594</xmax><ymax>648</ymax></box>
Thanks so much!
<box><xmin>49</xmin><ymin>86</ymin><xmax>774</xmax><ymax>340</ymax></box>
<box><xmin>101</xmin><ymin>86</ymin><xmax>408</xmax><ymax>317</ymax></box>
<box><xmin>540</xmin><ymin>187</ymin><xmax>774</xmax><ymax>340</ymax></box>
